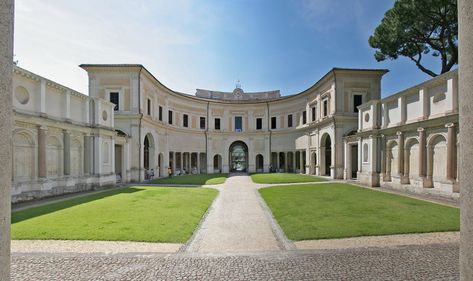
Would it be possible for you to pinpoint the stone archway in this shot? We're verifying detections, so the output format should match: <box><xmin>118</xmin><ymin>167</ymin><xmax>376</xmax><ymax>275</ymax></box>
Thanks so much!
<box><xmin>229</xmin><ymin>141</ymin><xmax>248</xmax><ymax>172</ymax></box>
<box><xmin>143</xmin><ymin>133</ymin><xmax>155</xmax><ymax>179</ymax></box>
<box><xmin>321</xmin><ymin>133</ymin><xmax>332</xmax><ymax>176</ymax></box>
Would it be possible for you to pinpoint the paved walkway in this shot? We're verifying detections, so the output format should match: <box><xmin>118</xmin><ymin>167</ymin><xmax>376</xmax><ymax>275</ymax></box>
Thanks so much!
<box><xmin>185</xmin><ymin>174</ymin><xmax>284</xmax><ymax>252</ymax></box>
<box><xmin>12</xmin><ymin>243</ymin><xmax>459</xmax><ymax>280</ymax></box>
<box><xmin>10</xmin><ymin>174</ymin><xmax>462</xmax><ymax>280</ymax></box>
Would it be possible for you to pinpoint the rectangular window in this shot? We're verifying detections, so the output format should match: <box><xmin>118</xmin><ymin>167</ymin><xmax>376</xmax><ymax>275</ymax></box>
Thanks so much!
<box><xmin>215</xmin><ymin>118</ymin><xmax>221</xmax><ymax>130</ymax></box>
<box><xmin>302</xmin><ymin>111</ymin><xmax>307</xmax><ymax>124</ymax></box>
<box><xmin>200</xmin><ymin>117</ymin><xmax>206</xmax><ymax>129</ymax></box>
<box><xmin>147</xmin><ymin>99</ymin><xmax>151</xmax><ymax>115</ymax></box>
<box><xmin>288</xmin><ymin>114</ymin><xmax>293</xmax><ymax>127</ymax></box>
<box><xmin>353</xmin><ymin>95</ymin><xmax>363</xmax><ymax>113</ymax></box>
<box><xmin>235</xmin><ymin>116</ymin><xmax>242</xmax><ymax>132</ymax></box>
<box><xmin>158</xmin><ymin>106</ymin><xmax>163</xmax><ymax>121</ymax></box>
<box><xmin>256</xmin><ymin>118</ymin><xmax>262</xmax><ymax>130</ymax></box>
<box><xmin>323</xmin><ymin>100</ymin><xmax>328</xmax><ymax>117</ymax></box>
<box><xmin>271</xmin><ymin>116</ymin><xmax>277</xmax><ymax>129</ymax></box>
<box><xmin>183</xmin><ymin>114</ymin><xmax>189</xmax><ymax>127</ymax></box>
<box><xmin>312</xmin><ymin>106</ymin><xmax>316</xmax><ymax>122</ymax></box>
<box><xmin>110</xmin><ymin>92</ymin><xmax>119</xmax><ymax>111</ymax></box>
<box><xmin>168</xmin><ymin>110</ymin><xmax>173</xmax><ymax>125</ymax></box>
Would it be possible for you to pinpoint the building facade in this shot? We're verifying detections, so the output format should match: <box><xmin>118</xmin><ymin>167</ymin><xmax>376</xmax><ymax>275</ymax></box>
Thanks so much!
<box><xmin>10</xmin><ymin>63</ymin><xmax>459</xmax><ymax>202</ymax></box>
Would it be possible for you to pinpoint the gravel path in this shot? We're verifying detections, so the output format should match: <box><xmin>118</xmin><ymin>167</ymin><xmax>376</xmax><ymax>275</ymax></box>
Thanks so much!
<box><xmin>11</xmin><ymin>240</ymin><xmax>182</xmax><ymax>254</ymax></box>
<box><xmin>185</xmin><ymin>174</ymin><xmax>283</xmax><ymax>252</ymax></box>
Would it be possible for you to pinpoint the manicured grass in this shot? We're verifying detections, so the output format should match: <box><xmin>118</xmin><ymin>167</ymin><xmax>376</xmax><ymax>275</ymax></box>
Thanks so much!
<box><xmin>148</xmin><ymin>173</ymin><xmax>228</xmax><ymax>185</ymax></box>
<box><xmin>250</xmin><ymin>173</ymin><xmax>326</xmax><ymax>184</ymax></box>
<box><xmin>12</xmin><ymin>186</ymin><xmax>218</xmax><ymax>243</ymax></box>
<box><xmin>259</xmin><ymin>183</ymin><xmax>460</xmax><ymax>241</ymax></box>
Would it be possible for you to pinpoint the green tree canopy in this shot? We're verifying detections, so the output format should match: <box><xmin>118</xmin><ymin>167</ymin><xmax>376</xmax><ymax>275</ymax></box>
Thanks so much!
<box><xmin>369</xmin><ymin>0</ymin><xmax>457</xmax><ymax>77</ymax></box>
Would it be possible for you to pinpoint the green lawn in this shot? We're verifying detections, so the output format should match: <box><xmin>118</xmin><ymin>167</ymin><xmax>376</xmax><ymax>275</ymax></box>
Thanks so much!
<box><xmin>148</xmin><ymin>173</ymin><xmax>227</xmax><ymax>185</ymax></box>
<box><xmin>251</xmin><ymin>173</ymin><xmax>326</xmax><ymax>184</ymax></box>
<box><xmin>12</xmin><ymin>186</ymin><xmax>218</xmax><ymax>243</ymax></box>
<box><xmin>260</xmin><ymin>183</ymin><xmax>460</xmax><ymax>241</ymax></box>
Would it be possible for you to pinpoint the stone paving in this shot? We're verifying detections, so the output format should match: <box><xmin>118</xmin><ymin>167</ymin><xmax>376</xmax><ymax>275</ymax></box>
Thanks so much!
<box><xmin>12</xmin><ymin>243</ymin><xmax>459</xmax><ymax>280</ymax></box>
<box><xmin>10</xmin><ymin>174</ymin><xmax>462</xmax><ymax>280</ymax></box>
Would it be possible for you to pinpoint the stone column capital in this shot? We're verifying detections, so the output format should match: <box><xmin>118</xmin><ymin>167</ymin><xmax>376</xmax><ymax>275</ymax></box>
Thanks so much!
<box><xmin>38</xmin><ymin>125</ymin><xmax>48</xmax><ymax>131</ymax></box>
<box><xmin>445</xmin><ymin>122</ymin><xmax>455</xmax><ymax>128</ymax></box>
<box><xmin>417</xmin><ymin>127</ymin><xmax>425</xmax><ymax>132</ymax></box>
<box><xmin>396</xmin><ymin>131</ymin><xmax>403</xmax><ymax>136</ymax></box>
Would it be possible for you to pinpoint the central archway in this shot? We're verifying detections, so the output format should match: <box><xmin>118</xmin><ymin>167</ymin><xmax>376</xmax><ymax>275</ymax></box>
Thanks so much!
<box><xmin>229</xmin><ymin>141</ymin><xmax>248</xmax><ymax>172</ymax></box>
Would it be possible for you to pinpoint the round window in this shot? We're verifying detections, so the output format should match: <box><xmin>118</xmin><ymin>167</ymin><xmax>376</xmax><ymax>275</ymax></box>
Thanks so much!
<box><xmin>102</xmin><ymin>110</ymin><xmax>108</xmax><ymax>121</ymax></box>
<box><xmin>364</xmin><ymin>113</ymin><xmax>370</xmax><ymax>122</ymax></box>
<box><xmin>15</xmin><ymin>86</ymin><xmax>30</xmax><ymax>105</ymax></box>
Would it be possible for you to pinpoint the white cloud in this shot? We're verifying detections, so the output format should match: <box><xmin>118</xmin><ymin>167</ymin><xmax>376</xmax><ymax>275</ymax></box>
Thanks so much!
<box><xmin>14</xmin><ymin>0</ymin><xmax>220</xmax><ymax>95</ymax></box>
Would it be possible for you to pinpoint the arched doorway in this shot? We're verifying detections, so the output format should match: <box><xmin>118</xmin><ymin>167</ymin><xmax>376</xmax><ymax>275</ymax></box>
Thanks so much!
<box><xmin>321</xmin><ymin>134</ymin><xmax>332</xmax><ymax>176</ymax></box>
<box><xmin>256</xmin><ymin>154</ymin><xmax>264</xmax><ymax>172</ymax></box>
<box><xmin>143</xmin><ymin>133</ymin><xmax>155</xmax><ymax>179</ymax></box>
<box><xmin>229</xmin><ymin>141</ymin><xmax>248</xmax><ymax>172</ymax></box>
<box><xmin>144</xmin><ymin>136</ymin><xmax>150</xmax><ymax>170</ymax></box>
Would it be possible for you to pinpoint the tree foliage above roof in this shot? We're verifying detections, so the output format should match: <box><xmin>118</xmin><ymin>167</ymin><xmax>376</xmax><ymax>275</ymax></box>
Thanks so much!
<box><xmin>369</xmin><ymin>0</ymin><xmax>458</xmax><ymax>77</ymax></box>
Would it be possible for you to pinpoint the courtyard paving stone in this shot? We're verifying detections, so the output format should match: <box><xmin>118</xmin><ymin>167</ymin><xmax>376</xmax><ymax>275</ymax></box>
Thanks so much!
<box><xmin>12</xmin><ymin>243</ymin><xmax>459</xmax><ymax>280</ymax></box>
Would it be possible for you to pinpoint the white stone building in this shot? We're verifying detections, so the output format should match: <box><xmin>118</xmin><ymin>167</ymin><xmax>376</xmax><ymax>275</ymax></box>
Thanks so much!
<box><xmin>10</xmin><ymin>63</ymin><xmax>459</xmax><ymax>202</ymax></box>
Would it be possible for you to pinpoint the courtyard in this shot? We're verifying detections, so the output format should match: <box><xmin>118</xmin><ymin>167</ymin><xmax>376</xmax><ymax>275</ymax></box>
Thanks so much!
<box><xmin>9</xmin><ymin>173</ymin><xmax>461</xmax><ymax>279</ymax></box>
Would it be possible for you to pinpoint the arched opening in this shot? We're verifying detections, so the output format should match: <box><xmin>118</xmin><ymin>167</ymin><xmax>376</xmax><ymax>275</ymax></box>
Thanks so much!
<box><xmin>321</xmin><ymin>134</ymin><xmax>332</xmax><ymax>176</ymax></box>
<box><xmin>386</xmin><ymin>140</ymin><xmax>398</xmax><ymax>181</ymax></box>
<box><xmin>13</xmin><ymin>132</ymin><xmax>36</xmax><ymax>181</ymax></box>
<box><xmin>70</xmin><ymin>138</ymin><xmax>82</xmax><ymax>177</ymax></box>
<box><xmin>311</xmin><ymin>151</ymin><xmax>317</xmax><ymax>175</ymax></box>
<box><xmin>405</xmin><ymin>139</ymin><xmax>420</xmax><ymax>180</ymax></box>
<box><xmin>144</xmin><ymin>136</ymin><xmax>150</xmax><ymax>170</ymax></box>
<box><xmin>229</xmin><ymin>141</ymin><xmax>248</xmax><ymax>172</ymax></box>
<box><xmin>46</xmin><ymin>136</ymin><xmax>63</xmax><ymax>178</ymax></box>
<box><xmin>143</xmin><ymin>133</ymin><xmax>155</xmax><ymax>179</ymax></box>
<box><xmin>428</xmin><ymin>135</ymin><xmax>447</xmax><ymax>187</ymax></box>
<box><xmin>256</xmin><ymin>154</ymin><xmax>264</xmax><ymax>172</ymax></box>
<box><xmin>158</xmin><ymin>153</ymin><xmax>164</xmax><ymax>177</ymax></box>
<box><xmin>213</xmin><ymin>154</ymin><xmax>222</xmax><ymax>173</ymax></box>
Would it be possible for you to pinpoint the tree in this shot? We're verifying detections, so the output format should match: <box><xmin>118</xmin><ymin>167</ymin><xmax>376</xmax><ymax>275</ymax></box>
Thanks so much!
<box><xmin>369</xmin><ymin>0</ymin><xmax>458</xmax><ymax>77</ymax></box>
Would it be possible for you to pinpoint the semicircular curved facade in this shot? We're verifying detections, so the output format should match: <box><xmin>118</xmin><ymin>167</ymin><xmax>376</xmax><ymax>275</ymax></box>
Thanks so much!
<box><xmin>80</xmin><ymin>64</ymin><xmax>387</xmax><ymax>182</ymax></box>
<box><xmin>11</xmin><ymin>64</ymin><xmax>459</xmax><ymax>202</ymax></box>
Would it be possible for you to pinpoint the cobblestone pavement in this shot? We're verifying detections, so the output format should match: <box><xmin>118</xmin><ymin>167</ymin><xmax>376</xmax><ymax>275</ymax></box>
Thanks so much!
<box><xmin>12</xmin><ymin>243</ymin><xmax>458</xmax><ymax>280</ymax></box>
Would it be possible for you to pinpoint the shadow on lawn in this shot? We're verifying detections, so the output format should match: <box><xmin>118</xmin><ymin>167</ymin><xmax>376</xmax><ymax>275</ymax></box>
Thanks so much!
<box><xmin>12</xmin><ymin>187</ymin><xmax>143</xmax><ymax>223</ymax></box>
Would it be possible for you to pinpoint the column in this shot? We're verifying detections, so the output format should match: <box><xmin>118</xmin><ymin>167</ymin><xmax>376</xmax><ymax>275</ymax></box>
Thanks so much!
<box><xmin>446</xmin><ymin>123</ymin><xmax>456</xmax><ymax>181</ymax></box>
<box><xmin>84</xmin><ymin>135</ymin><xmax>91</xmax><ymax>175</ymax></box>
<box><xmin>459</xmin><ymin>1</ymin><xmax>473</xmax><ymax>279</ymax></box>
<box><xmin>197</xmin><ymin>153</ymin><xmax>201</xmax><ymax>174</ymax></box>
<box><xmin>418</xmin><ymin>128</ymin><xmax>426</xmax><ymax>177</ymax></box>
<box><xmin>344</xmin><ymin>141</ymin><xmax>351</xmax><ymax>179</ymax></box>
<box><xmin>180</xmin><ymin>152</ymin><xmax>183</xmax><ymax>172</ymax></box>
<box><xmin>94</xmin><ymin>135</ymin><xmax>102</xmax><ymax>175</ymax></box>
<box><xmin>299</xmin><ymin>151</ymin><xmax>303</xmax><ymax>173</ymax></box>
<box><xmin>292</xmin><ymin>151</ymin><xmax>296</xmax><ymax>173</ymax></box>
<box><xmin>38</xmin><ymin>126</ymin><xmax>47</xmax><ymax>178</ymax></box>
<box><xmin>380</xmin><ymin>135</ymin><xmax>386</xmax><ymax>179</ymax></box>
<box><xmin>397</xmin><ymin>131</ymin><xmax>404</xmax><ymax>176</ymax></box>
<box><xmin>357</xmin><ymin>138</ymin><xmax>362</xmax><ymax>173</ymax></box>
<box><xmin>63</xmin><ymin>130</ymin><xmax>71</xmax><ymax>176</ymax></box>
<box><xmin>0</xmin><ymin>1</ymin><xmax>13</xmax><ymax>277</ymax></box>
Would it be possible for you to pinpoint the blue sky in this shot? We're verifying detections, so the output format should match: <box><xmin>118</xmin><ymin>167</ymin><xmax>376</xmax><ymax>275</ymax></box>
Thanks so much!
<box><xmin>14</xmin><ymin>0</ymin><xmax>445</xmax><ymax>97</ymax></box>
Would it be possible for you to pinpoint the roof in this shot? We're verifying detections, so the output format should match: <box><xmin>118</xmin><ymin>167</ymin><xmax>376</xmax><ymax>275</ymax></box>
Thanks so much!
<box><xmin>79</xmin><ymin>64</ymin><xmax>389</xmax><ymax>104</ymax></box>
